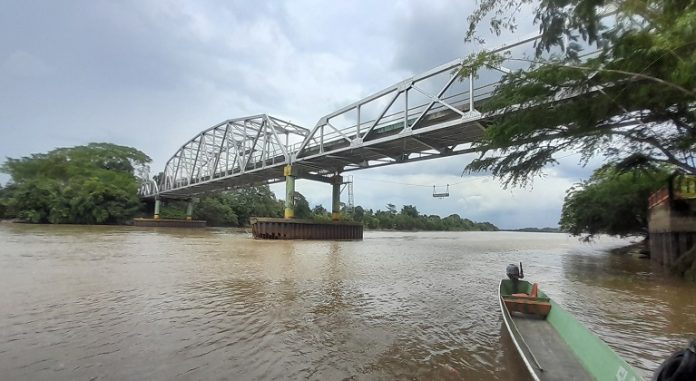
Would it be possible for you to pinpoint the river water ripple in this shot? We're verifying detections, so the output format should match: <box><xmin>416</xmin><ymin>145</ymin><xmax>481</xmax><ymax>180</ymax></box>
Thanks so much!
<box><xmin>1</xmin><ymin>223</ymin><xmax>695</xmax><ymax>380</ymax></box>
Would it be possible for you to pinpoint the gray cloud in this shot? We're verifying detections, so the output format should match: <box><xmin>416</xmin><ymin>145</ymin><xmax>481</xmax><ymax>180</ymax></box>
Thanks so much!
<box><xmin>390</xmin><ymin>0</ymin><xmax>539</xmax><ymax>73</ymax></box>
<box><xmin>391</xmin><ymin>1</ymin><xmax>475</xmax><ymax>73</ymax></box>
<box><xmin>1</xmin><ymin>0</ymin><xmax>600</xmax><ymax>228</ymax></box>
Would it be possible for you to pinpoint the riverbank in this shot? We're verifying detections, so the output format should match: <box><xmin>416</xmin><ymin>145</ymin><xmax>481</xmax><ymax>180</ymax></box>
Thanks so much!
<box><xmin>609</xmin><ymin>240</ymin><xmax>650</xmax><ymax>259</ymax></box>
<box><xmin>670</xmin><ymin>246</ymin><xmax>696</xmax><ymax>281</ymax></box>
<box><xmin>609</xmin><ymin>239</ymin><xmax>696</xmax><ymax>282</ymax></box>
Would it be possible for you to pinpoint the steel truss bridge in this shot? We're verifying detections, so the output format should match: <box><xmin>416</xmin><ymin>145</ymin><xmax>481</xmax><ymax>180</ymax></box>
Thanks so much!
<box><xmin>139</xmin><ymin>35</ymin><xmax>565</xmax><ymax>200</ymax></box>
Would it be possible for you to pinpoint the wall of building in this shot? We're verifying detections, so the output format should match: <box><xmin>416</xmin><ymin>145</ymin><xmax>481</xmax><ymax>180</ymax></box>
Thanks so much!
<box><xmin>648</xmin><ymin>199</ymin><xmax>696</xmax><ymax>270</ymax></box>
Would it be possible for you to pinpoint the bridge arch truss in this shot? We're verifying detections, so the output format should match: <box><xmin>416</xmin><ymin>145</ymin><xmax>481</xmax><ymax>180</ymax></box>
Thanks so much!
<box><xmin>155</xmin><ymin>115</ymin><xmax>309</xmax><ymax>198</ymax></box>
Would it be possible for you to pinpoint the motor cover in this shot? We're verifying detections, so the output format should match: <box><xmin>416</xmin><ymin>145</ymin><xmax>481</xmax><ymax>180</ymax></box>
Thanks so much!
<box><xmin>506</xmin><ymin>264</ymin><xmax>520</xmax><ymax>280</ymax></box>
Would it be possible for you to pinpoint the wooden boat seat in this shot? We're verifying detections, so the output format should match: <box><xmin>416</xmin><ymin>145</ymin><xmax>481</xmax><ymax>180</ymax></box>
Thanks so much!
<box><xmin>504</xmin><ymin>296</ymin><xmax>551</xmax><ymax>317</ymax></box>
<box><xmin>504</xmin><ymin>284</ymin><xmax>551</xmax><ymax>317</ymax></box>
<box><xmin>511</xmin><ymin>282</ymin><xmax>539</xmax><ymax>298</ymax></box>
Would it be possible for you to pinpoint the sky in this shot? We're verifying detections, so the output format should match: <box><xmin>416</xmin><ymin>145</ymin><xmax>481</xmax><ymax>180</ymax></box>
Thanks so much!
<box><xmin>0</xmin><ymin>0</ymin><xmax>599</xmax><ymax>229</ymax></box>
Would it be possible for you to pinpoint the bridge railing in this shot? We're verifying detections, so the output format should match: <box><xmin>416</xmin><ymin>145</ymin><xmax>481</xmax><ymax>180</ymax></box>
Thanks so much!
<box><xmin>289</xmin><ymin>31</ymin><xmax>548</xmax><ymax>164</ymax></box>
<box><xmin>291</xmin><ymin>58</ymin><xmax>510</xmax><ymax>163</ymax></box>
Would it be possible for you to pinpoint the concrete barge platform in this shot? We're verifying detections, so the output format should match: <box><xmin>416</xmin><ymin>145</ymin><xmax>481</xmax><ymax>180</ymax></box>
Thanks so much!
<box><xmin>251</xmin><ymin>217</ymin><xmax>363</xmax><ymax>240</ymax></box>
<box><xmin>133</xmin><ymin>218</ymin><xmax>206</xmax><ymax>228</ymax></box>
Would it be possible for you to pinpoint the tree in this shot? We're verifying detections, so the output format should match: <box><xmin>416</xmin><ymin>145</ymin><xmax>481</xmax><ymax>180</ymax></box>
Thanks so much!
<box><xmin>312</xmin><ymin>204</ymin><xmax>328</xmax><ymax>216</ymax></box>
<box><xmin>400</xmin><ymin>205</ymin><xmax>419</xmax><ymax>218</ymax></box>
<box><xmin>229</xmin><ymin>186</ymin><xmax>282</xmax><ymax>224</ymax></box>
<box><xmin>353</xmin><ymin>205</ymin><xmax>365</xmax><ymax>222</ymax></box>
<box><xmin>0</xmin><ymin>185</ymin><xmax>6</xmax><ymax>218</ymax></box>
<box><xmin>193</xmin><ymin>197</ymin><xmax>238</xmax><ymax>226</ymax></box>
<box><xmin>1</xmin><ymin>143</ymin><xmax>151</xmax><ymax>224</ymax></box>
<box><xmin>292</xmin><ymin>191</ymin><xmax>312</xmax><ymax>219</ymax></box>
<box><xmin>226</xmin><ymin>185</ymin><xmax>283</xmax><ymax>225</ymax></box>
<box><xmin>462</xmin><ymin>0</ymin><xmax>696</xmax><ymax>187</ymax></box>
<box><xmin>311</xmin><ymin>204</ymin><xmax>333</xmax><ymax>222</ymax></box>
<box><xmin>559</xmin><ymin>167</ymin><xmax>670</xmax><ymax>239</ymax></box>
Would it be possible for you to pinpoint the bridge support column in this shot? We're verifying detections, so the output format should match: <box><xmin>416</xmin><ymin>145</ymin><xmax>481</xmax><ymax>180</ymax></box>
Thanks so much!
<box><xmin>331</xmin><ymin>174</ymin><xmax>342</xmax><ymax>221</ymax></box>
<box><xmin>186</xmin><ymin>200</ymin><xmax>194</xmax><ymax>221</ymax></box>
<box><xmin>154</xmin><ymin>198</ymin><xmax>161</xmax><ymax>220</ymax></box>
<box><xmin>284</xmin><ymin>165</ymin><xmax>295</xmax><ymax>219</ymax></box>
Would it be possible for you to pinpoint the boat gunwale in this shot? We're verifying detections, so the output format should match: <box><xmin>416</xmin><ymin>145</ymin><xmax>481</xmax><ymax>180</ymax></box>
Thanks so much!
<box><xmin>499</xmin><ymin>279</ymin><xmax>541</xmax><ymax>381</ymax></box>
<box><xmin>499</xmin><ymin>279</ymin><xmax>645</xmax><ymax>381</ymax></box>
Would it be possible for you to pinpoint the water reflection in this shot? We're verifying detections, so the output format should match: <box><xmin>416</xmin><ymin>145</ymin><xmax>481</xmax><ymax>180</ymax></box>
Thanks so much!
<box><xmin>556</xmin><ymin>247</ymin><xmax>696</xmax><ymax>375</ymax></box>
<box><xmin>1</xmin><ymin>225</ymin><xmax>694</xmax><ymax>380</ymax></box>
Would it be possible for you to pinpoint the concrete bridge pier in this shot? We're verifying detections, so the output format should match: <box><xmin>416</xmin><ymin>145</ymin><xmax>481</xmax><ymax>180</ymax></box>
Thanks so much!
<box><xmin>250</xmin><ymin>166</ymin><xmax>361</xmax><ymax>240</ymax></box>
<box><xmin>284</xmin><ymin>165</ymin><xmax>296</xmax><ymax>219</ymax></box>
<box><xmin>186</xmin><ymin>199</ymin><xmax>194</xmax><ymax>221</ymax></box>
<box><xmin>134</xmin><ymin>197</ymin><xmax>206</xmax><ymax>228</ymax></box>
<box><xmin>331</xmin><ymin>174</ymin><xmax>342</xmax><ymax>221</ymax></box>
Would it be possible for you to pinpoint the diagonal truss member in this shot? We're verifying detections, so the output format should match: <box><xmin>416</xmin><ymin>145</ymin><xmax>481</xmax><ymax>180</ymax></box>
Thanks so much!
<box><xmin>159</xmin><ymin>114</ymin><xmax>309</xmax><ymax>193</ymax></box>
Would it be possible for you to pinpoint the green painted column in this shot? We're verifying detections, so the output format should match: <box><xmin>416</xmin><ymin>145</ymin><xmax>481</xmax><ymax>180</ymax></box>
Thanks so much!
<box><xmin>331</xmin><ymin>174</ymin><xmax>342</xmax><ymax>221</ymax></box>
<box><xmin>186</xmin><ymin>200</ymin><xmax>193</xmax><ymax>221</ymax></box>
<box><xmin>284</xmin><ymin>165</ymin><xmax>295</xmax><ymax>219</ymax></box>
<box><xmin>154</xmin><ymin>198</ymin><xmax>161</xmax><ymax>220</ymax></box>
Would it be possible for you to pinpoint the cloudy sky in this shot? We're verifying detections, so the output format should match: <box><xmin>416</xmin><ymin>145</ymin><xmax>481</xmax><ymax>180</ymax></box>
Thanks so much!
<box><xmin>0</xmin><ymin>0</ymin><xmax>598</xmax><ymax>229</ymax></box>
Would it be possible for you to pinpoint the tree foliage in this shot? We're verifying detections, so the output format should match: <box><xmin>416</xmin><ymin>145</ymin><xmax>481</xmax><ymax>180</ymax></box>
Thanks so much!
<box><xmin>463</xmin><ymin>0</ymin><xmax>696</xmax><ymax>187</ymax></box>
<box><xmin>0</xmin><ymin>185</ymin><xmax>8</xmax><ymax>218</ymax></box>
<box><xmin>181</xmin><ymin>187</ymin><xmax>498</xmax><ymax>231</ymax></box>
<box><xmin>293</xmin><ymin>191</ymin><xmax>312</xmax><ymax>219</ymax></box>
<box><xmin>1</xmin><ymin>143</ymin><xmax>151</xmax><ymax>224</ymax></box>
<box><xmin>359</xmin><ymin>205</ymin><xmax>498</xmax><ymax>231</ymax></box>
<box><xmin>182</xmin><ymin>185</ymin><xmax>284</xmax><ymax>226</ymax></box>
<box><xmin>193</xmin><ymin>197</ymin><xmax>239</xmax><ymax>226</ymax></box>
<box><xmin>559</xmin><ymin>166</ymin><xmax>670</xmax><ymax>238</ymax></box>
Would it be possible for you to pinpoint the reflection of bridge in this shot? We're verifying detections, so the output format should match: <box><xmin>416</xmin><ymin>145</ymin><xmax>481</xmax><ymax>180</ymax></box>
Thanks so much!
<box><xmin>139</xmin><ymin>36</ymin><xmax>543</xmax><ymax>220</ymax></box>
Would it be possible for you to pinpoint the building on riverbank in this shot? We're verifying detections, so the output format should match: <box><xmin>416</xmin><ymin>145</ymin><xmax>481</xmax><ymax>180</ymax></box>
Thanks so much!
<box><xmin>648</xmin><ymin>174</ymin><xmax>696</xmax><ymax>276</ymax></box>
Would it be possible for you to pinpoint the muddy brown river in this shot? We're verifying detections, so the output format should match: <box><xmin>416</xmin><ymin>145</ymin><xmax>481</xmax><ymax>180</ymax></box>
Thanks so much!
<box><xmin>1</xmin><ymin>223</ymin><xmax>695</xmax><ymax>380</ymax></box>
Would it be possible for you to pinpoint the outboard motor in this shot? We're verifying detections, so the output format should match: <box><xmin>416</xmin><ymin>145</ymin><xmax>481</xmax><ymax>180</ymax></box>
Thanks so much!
<box><xmin>506</xmin><ymin>263</ymin><xmax>524</xmax><ymax>281</ymax></box>
<box><xmin>506</xmin><ymin>262</ymin><xmax>524</xmax><ymax>293</ymax></box>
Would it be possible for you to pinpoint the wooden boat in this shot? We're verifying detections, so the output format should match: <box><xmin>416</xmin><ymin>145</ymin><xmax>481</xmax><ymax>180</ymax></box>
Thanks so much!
<box><xmin>499</xmin><ymin>278</ymin><xmax>644</xmax><ymax>381</ymax></box>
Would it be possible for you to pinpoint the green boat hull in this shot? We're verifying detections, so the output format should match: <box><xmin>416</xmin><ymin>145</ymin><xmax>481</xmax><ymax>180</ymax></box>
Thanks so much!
<box><xmin>499</xmin><ymin>279</ymin><xmax>644</xmax><ymax>381</ymax></box>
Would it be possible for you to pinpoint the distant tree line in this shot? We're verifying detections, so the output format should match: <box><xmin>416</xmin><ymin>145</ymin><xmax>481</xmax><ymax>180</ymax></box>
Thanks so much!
<box><xmin>162</xmin><ymin>191</ymin><xmax>499</xmax><ymax>231</ymax></box>
<box><xmin>0</xmin><ymin>143</ymin><xmax>498</xmax><ymax>231</ymax></box>
<box><xmin>350</xmin><ymin>204</ymin><xmax>498</xmax><ymax>231</ymax></box>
